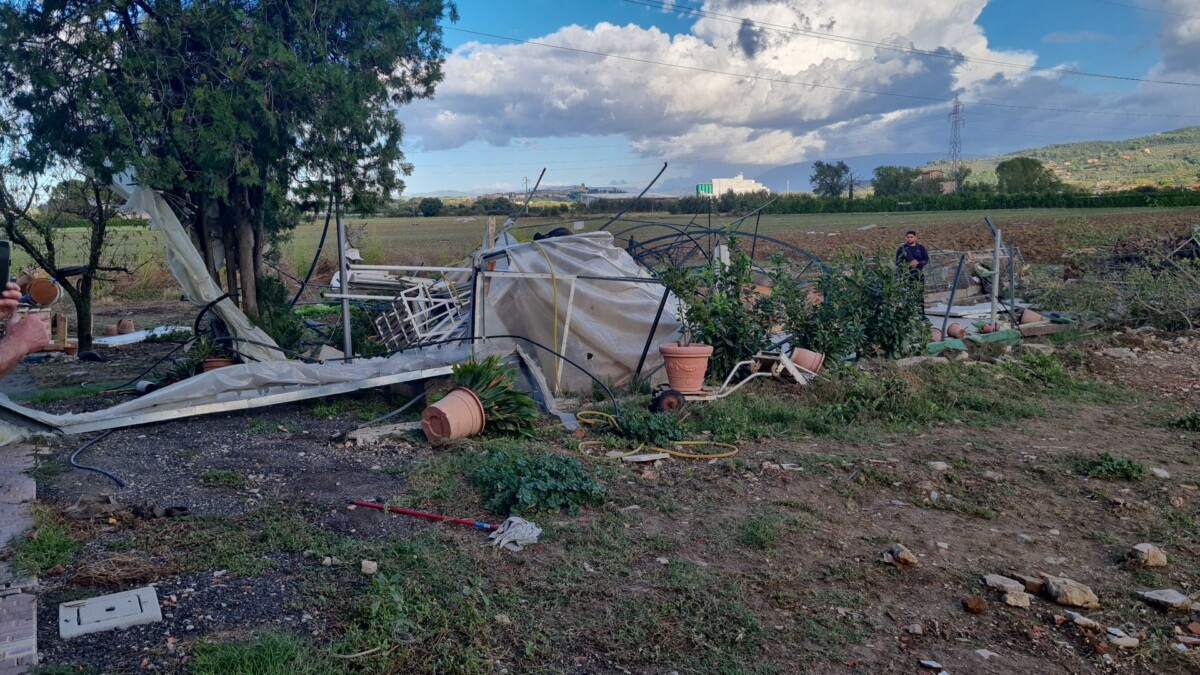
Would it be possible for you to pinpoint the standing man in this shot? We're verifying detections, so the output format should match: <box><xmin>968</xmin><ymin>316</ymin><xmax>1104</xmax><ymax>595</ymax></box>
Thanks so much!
<box><xmin>896</xmin><ymin>230</ymin><xmax>929</xmax><ymax>277</ymax></box>
<box><xmin>0</xmin><ymin>281</ymin><xmax>50</xmax><ymax>380</ymax></box>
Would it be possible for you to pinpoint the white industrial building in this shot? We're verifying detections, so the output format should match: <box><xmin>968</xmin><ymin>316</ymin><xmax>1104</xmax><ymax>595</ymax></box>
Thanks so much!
<box><xmin>695</xmin><ymin>172</ymin><xmax>770</xmax><ymax>196</ymax></box>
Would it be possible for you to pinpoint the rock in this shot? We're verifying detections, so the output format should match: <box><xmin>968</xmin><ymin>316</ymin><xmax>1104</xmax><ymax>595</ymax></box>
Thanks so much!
<box><xmin>1174</xmin><ymin>336</ymin><xmax>1189</xmax><ymax>346</ymax></box>
<box><xmin>919</xmin><ymin>660</ymin><xmax>943</xmax><ymax>669</ymax></box>
<box><xmin>1064</xmin><ymin>610</ymin><xmax>1101</xmax><ymax>629</ymax></box>
<box><xmin>1108</xmin><ymin>636</ymin><xmax>1140</xmax><ymax>649</ymax></box>
<box><xmin>975</xmin><ymin>649</ymin><xmax>999</xmax><ymax>660</ymax></box>
<box><xmin>494</xmin><ymin>613</ymin><xmax>512</xmax><ymax>625</ymax></box>
<box><xmin>656</xmin><ymin>557</ymin><xmax>669</xmax><ymax>565</ymax></box>
<box><xmin>906</xmin><ymin>623</ymin><xmax>924</xmax><ymax>635</ymax></box>
<box><xmin>1137</xmin><ymin>589</ymin><xmax>1191</xmax><ymax>611</ymax></box>
<box><xmin>1106</xmin><ymin>627</ymin><xmax>1127</xmax><ymax>638</ymax></box>
<box><xmin>1187</xmin><ymin>621</ymin><xmax>1200</xmax><ymax>635</ymax></box>
<box><xmin>927</xmin><ymin>461</ymin><xmax>951</xmax><ymax>472</ymax></box>
<box><xmin>1004</xmin><ymin>590</ymin><xmax>1033</xmax><ymax>608</ymax></box>
<box><xmin>1149</xmin><ymin>468</ymin><xmax>1171</xmax><ymax>479</ymax></box>
<box><xmin>981</xmin><ymin>470</ymin><xmax>1004</xmax><ymax>482</ymax></box>
<box><xmin>360</xmin><ymin>560</ymin><xmax>379</xmax><ymax>575</ymax></box>
<box><xmin>1102</xmin><ymin>347</ymin><xmax>1135</xmax><ymax>359</ymax></box>
<box><xmin>1179</xmin><ymin>636</ymin><xmax>1200</xmax><ymax>647</ymax></box>
<box><xmin>1043</xmin><ymin>576</ymin><xmax>1100</xmax><ymax>609</ymax></box>
<box><xmin>321</xmin><ymin>556</ymin><xmax>333</xmax><ymax>566</ymax></box>
<box><xmin>1013</xmin><ymin>574</ymin><xmax>1045</xmax><ymax>594</ymax></box>
<box><xmin>881</xmin><ymin>543</ymin><xmax>918</xmax><ymax>567</ymax></box>
<box><xmin>1130</xmin><ymin>543</ymin><xmax>1168</xmax><ymax>568</ymax></box>
<box><xmin>1019</xmin><ymin>343</ymin><xmax>1055</xmax><ymax>356</ymax></box>
<box><xmin>1174</xmin><ymin>643</ymin><xmax>1190</xmax><ymax>653</ymax></box>
<box><xmin>963</xmin><ymin>596</ymin><xmax>989</xmax><ymax>614</ymax></box>
<box><xmin>982</xmin><ymin>574</ymin><xmax>1025</xmax><ymax>594</ymax></box>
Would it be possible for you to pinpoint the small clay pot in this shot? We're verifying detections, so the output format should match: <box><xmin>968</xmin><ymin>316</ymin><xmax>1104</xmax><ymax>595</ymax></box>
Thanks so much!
<box><xmin>947</xmin><ymin>322</ymin><xmax>967</xmax><ymax>339</ymax></box>
<box><xmin>982</xmin><ymin>324</ymin><xmax>997</xmax><ymax>334</ymax></box>
<box><xmin>116</xmin><ymin>318</ymin><xmax>135</xmax><ymax>334</ymax></box>
<box><xmin>660</xmin><ymin>342</ymin><xmax>714</xmax><ymax>392</ymax></box>
<box><xmin>931</xmin><ymin>328</ymin><xmax>943</xmax><ymax>342</ymax></box>
<box><xmin>1020</xmin><ymin>309</ymin><xmax>1043</xmax><ymax>325</ymax></box>
<box><xmin>200</xmin><ymin>357</ymin><xmax>237</xmax><ymax>372</ymax></box>
<box><xmin>103</xmin><ymin>324</ymin><xmax>119</xmax><ymax>336</ymax></box>
<box><xmin>422</xmin><ymin>387</ymin><xmax>486</xmax><ymax>443</ymax></box>
<box><xmin>791</xmin><ymin>347</ymin><xmax>826</xmax><ymax>374</ymax></box>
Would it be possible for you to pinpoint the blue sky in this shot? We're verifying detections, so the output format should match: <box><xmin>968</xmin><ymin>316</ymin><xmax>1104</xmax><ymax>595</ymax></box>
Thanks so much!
<box><xmin>400</xmin><ymin>0</ymin><xmax>1200</xmax><ymax>194</ymax></box>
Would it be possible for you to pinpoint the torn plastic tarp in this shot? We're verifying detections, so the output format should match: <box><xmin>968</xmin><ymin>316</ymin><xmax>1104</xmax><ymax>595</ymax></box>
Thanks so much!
<box><xmin>483</xmin><ymin>232</ymin><xmax>683</xmax><ymax>391</ymax></box>
<box><xmin>0</xmin><ymin>341</ymin><xmax>515</xmax><ymax>445</ymax></box>
<box><xmin>110</xmin><ymin>171</ymin><xmax>282</xmax><ymax>363</ymax></box>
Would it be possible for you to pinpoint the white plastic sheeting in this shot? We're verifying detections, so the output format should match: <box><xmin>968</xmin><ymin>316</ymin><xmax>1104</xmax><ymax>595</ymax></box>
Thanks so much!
<box><xmin>0</xmin><ymin>341</ymin><xmax>512</xmax><ymax>445</ymax></box>
<box><xmin>110</xmin><ymin>172</ymin><xmax>282</xmax><ymax>363</ymax></box>
<box><xmin>483</xmin><ymin>232</ymin><xmax>682</xmax><ymax>391</ymax></box>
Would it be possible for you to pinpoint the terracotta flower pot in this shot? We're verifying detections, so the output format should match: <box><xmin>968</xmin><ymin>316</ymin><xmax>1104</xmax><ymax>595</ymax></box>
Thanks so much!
<box><xmin>422</xmin><ymin>386</ymin><xmax>486</xmax><ymax>443</ymax></box>
<box><xmin>982</xmin><ymin>324</ymin><xmax>997</xmax><ymax>334</ymax></box>
<box><xmin>947</xmin><ymin>322</ymin><xmax>967</xmax><ymax>339</ymax></box>
<box><xmin>26</xmin><ymin>278</ymin><xmax>62</xmax><ymax>306</ymax></box>
<box><xmin>931</xmin><ymin>328</ymin><xmax>943</xmax><ymax>342</ymax></box>
<box><xmin>116</xmin><ymin>318</ymin><xmax>135</xmax><ymax>334</ymax></box>
<box><xmin>104</xmin><ymin>324</ymin><xmax>119</xmax><ymax>336</ymax></box>
<box><xmin>1020</xmin><ymin>309</ymin><xmax>1043</xmax><ymax>325</ymax></box>
<box><xmin>200</xmin><ymin>357</ymin><xmax>237</xmax><ymax>372</ymax></box>
<box><xmin>791</xmin><ymin>348</ymin><xmax>826</xmax><ymax>374</ymax></box>
<box><xmin>659</xmin><ymin>342</ymin><xmax>713</xmax><ymax>393</ymax></box>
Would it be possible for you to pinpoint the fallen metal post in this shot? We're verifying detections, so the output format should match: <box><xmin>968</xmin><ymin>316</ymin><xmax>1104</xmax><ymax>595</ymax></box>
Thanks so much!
<box><xmin>941</xmin><ymin>254</ymin><xmax>967</xmax><ymax>337</ymax></box>
<box><xmin>634</xmin><ymin>286</ymin><xmax>671</xmax><ymax>381</ymax></box>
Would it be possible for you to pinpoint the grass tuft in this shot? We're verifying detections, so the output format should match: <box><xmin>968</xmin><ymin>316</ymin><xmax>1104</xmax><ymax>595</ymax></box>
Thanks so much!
<box><xmin>1073</xmin><ymin>452</ymin><xmax>1146</xmax><ymax>481</ymax></box>
<box><xmin>11</xmin><ymin>506</ymin><xmax>82</xmax><ymax>575</ymax></box>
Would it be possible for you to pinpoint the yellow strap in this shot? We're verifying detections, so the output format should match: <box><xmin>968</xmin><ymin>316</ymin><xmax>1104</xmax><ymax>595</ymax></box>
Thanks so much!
<box><xmin>530</xmin><ymin>241</ymin><xmax>561</xmax><ymax>386</ymax></box>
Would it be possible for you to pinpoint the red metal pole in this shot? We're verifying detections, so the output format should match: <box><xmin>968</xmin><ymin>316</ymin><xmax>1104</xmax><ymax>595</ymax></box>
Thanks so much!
<box><xmin>349</xmin><ymin>500</ymin><xmax>499</xmax><ymax>531</ymax></box>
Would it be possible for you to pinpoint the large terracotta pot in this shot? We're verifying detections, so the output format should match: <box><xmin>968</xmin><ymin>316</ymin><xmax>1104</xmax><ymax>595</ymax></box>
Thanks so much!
<box><xmin>947</xmin><ymin>322</ymin><xmax>967</xmax><ymax>339</ymax></box>
<box><xmin>201</xmin><ymin>357</ymin><xmax>237</xmax><ymax>372</ymax></box>
<box><xmin>422</xmin><ymin>387</ymin><xmax>486</xmax><ymax>443</ymax></box>
<box><xmin>931</xmin><ymin>328</ymin><xmax>943</xmax><ymax>343</ymax></box>
<box><xmin>659</xmin><ymin>342</ymin><xmax>713</xmax><ymax>393</ymax></box>
<box><xmin>791</xmin><ymin>348</ymin><xmax>826</xmax><ymax>374</ymax></box>
<box><xmin>1020</xmin><ymin>309</ymin><xmax>1043</xmax><ymax>325</ymax></box>
<box><xmin>25</xmin><ymin>278</ymin><xmax>62</xmax><ymax>306</ymax></box>
<box><xmin>116</xmin><ymin>318</ymin><xmax>135</xmax><ymax>334</ymax></box>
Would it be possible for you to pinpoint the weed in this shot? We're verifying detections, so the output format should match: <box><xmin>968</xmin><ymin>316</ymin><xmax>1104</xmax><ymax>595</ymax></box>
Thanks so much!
<box><xmin>619</xmin><ymin>408</ymin><xmax>684</xmax><ymax>447</ymax></box>
<box><xmin>192</xmin><ymin>631</ymin><xmax>330</xmax><ymax>675</ymax></box>
<box><xmin>144</xmin><ymin>328</ymin><xmax>193</xmax><ymax>344</ymax></box>
<box><xmin>306</xmin><ymin>394</ymin><xmax>393</xmax><ymax>421</ymax></box>
<box><xmin>1073</xmin><ymin>453</ymin><xmax>1146</xmax><ymax>481</ymax></box>
<box><xmin>11</xmin><ymin>506</ymin><xmax>82</xmax><ymax>575</ymax></box>
<box><xmin>27</xmin><ymin>460</ymin><xmax>64</xmax><ymax>481</ymax></box>
<box><xmin>199</xmin><ymin>469</ymin><xmax>247</xmax><ymax>489</ymax></box>
<box><xmin>1169</xmin><ymin>412</ymin><xmax>1200</xmax><ymax>432</ymax></box>
<box><xmin>739</xmin><ymin>507</ymin><xmax>787</xmax><ymax>550</ymax></box>
<box><xmin>246</xmin><ymin>418</ymin><xmax>271</xmax><ymax>435</ymax></box>
<box><xmin>474</xmin><ymin>449</ymin><xmax>604</xmax><ymax>516</ymax></box>
<box><xmin>14</xmin><ymin>384</ymin><xmax>123</xmax><ymax>405</ymax></box>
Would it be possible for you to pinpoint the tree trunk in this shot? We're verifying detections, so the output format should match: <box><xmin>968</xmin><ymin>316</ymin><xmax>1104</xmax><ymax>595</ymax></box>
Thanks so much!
<box><xmin>219</xmin><ymin>200</ymin><xmax>238</xmax><ymax>302</ymax></box>
<box><xmin>194</xmin><ymin>195</ymin><xmax>218</xmax><ymax>283</ymax></box>
<box><xmin>236</xmin><ymin>187</ymin><xmax>258</xmax><ymax>317</ymax></box>
<box><xmin>252</xmin><ymin>186</ymin><xmax>264</xmax><ymax>282</ymax></box>
<box><xmin>74</xmin><ymin>277</ymin><xmax>93</xmax><ymax>352</ymax></box>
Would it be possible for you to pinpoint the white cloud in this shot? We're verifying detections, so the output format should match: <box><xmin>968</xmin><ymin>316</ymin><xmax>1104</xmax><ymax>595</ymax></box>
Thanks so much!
<box><xmin>404</xmin><ymin>0</ymin><xmax>1198</xmax><ymax>174</ymax></box>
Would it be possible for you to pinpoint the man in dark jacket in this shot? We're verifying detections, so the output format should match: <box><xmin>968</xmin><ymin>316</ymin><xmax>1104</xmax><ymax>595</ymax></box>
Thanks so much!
<box><xmin>895</xmin><ymin>230</ymin><xmax>929</xmax><ymax>274</ymax></box>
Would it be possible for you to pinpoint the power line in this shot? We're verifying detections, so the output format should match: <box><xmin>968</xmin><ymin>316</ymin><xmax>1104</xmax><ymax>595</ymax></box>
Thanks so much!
<box><xmin>446</xmin><ymin>27</ymin><xmax>1200</xmax><ymax>119</ymax></box>
<box><xmin>624</xmin><ymin>0</ymin><xmax>1200</xmax><ymax>88</ymax></box>
<box><xmin>1090</xmin><ymin>0</ymin><xmax>1197</xmax><ymax>18</ymax></box>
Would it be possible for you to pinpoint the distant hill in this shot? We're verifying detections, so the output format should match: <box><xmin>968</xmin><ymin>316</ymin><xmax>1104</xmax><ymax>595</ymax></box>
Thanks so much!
<box><xmin>925</xmin><ymin>127</ymin><xmax>1200</xmax><ymax>191</ymax></box>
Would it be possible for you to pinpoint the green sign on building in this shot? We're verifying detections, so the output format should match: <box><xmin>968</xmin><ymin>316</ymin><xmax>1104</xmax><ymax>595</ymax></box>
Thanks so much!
<box><xmin>696</xmin><ymin>183</ymin><xmax>713</xmax><ymax>195</ymax></box>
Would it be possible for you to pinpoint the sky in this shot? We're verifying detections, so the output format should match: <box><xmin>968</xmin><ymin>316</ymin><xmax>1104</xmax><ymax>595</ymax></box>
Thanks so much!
<box><xmin>398</xmin><ymin>0</ymin><xmax>1200</xmax><ymax>195</ymax></box>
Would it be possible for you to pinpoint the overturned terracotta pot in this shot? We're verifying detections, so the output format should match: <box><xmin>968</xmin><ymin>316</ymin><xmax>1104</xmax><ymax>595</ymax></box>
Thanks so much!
<box><xmin>116</xmin><ymin>318</ymin><xmax>135</xmax><ymax>334</ymax></box>
<box><xmin>947</xmin><ymin>322</ymin><xmax>967</xmax><ymax>339</ymax></box>
<box><xmin>982</xmin><ymin>324</ymin><xmax>997</xmax><ymax>334</ymax></box>
<box><xmin>103</xmin><ymin>324</ymin><xmax>119</xmax><ymax>336</ymax></box>
<box><xmin>660</xmin><ymin>342</ymin><xmax>713</xmax><ymax>392</ymax></box>
<box><xmin>931</xmin><ymin>328</ymin><xmax>943</xmax><ymax>343</ymax></box>
<box><xmin>1020</xmin><ymin>309</ymin><xmax>1044</xmax><ymax>325</ymax></box>
<box><xmin>422</xmin><ymin>387</ymin><xmax>486</xmax><ymax>443</ymax></box>
<box><xmin>791</xmin><ymin>347</ymin><xmax>826</xmax><ymax>374</ymax></box>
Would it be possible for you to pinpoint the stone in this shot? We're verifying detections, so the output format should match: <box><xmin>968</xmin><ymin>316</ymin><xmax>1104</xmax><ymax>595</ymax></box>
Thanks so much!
<box><xmin>1178</xmin><ymin>636</ymin><xmax>1200</xmax><ymax>647</ymax></box>
<box><xmin>321</xmin><ymin>556</ymin><xmax>333</xmax><ymax>566</ymax></box>
<box><xmin>919</xmin><ymin>660</ymin><xmax>942</xmax><ymax>669</ymax></box>
<box><xmin>1013</xmin><ymin>574</ymin><xmax>1045</xmax><ymax>594</ymax></box>
<box><xmin>1004</xmin><ymin>590</ymin><xmax>1033</xmax><ymax>608</ymax></box>
<box><xmin>1043</xmin><ymin>576</ymin><xmax>1100</xmax><ymax>609</ymax></box>
<box><xmin>360</xmin><ymin>560</ymin><xmax>379</xmax><ymax>576</ymax></box>
<box><xmin>1102</xmin><ymin>347</ymin><xmax>1135</xmax><ymax>359</ymax></box>
<box><xmin>1187</xmin><ymin>621</ymin><xmax>1200</xmax><ymax>635</ymax></box>
<box><xmin>1174</xmin><ymin>337</ymin><xmax>1189</xmax><ymax>346</ymax></box>
<box><xmin>1174</xmin><ymin>643</ymin><xmax>1190</xmax><ymax>654</ymax></box>
<box><xmin>963</xmin><ymin>596</ymin><xmax>989</xmax><ymax>614</ymax></box>
<box><xmin>905</xmin><ymin>623</ymin><xmax>923</xmax><ymax>635</ymax></box>
<box><xmin>1108</xmin><ymin>636</ymin><xmax>1140</xmax><ymax>649</ymax></box>
<box><xmin>975</xmin><ymin>649</ymin><xmax>999</xmax><ymax>660</ymax></box>
<box><xmin>982</xmin><ymin>574</ymin><xmax>1025</xmax><ymax>594</ymax></box>
<box><xmin>1064</xmin><ymin>611</ymin><xmax>1101</xmax><ymax>629</ymax></box>
<box><xmin>1130</xmin><ymin>543</ymin><xmax>1167</xmax><ymax>568</ymax></box>
<box><xmin>981</xmin><ymin>470</ymin><xmax>1004</xmax><ymax>482</ymax></box>
<box><xmin>881</xmin><ymin>544</ymin><xmax>918</xmax><ymax>567</ymax></box>
<box><xmin>1149</xmin><ymin>468</ymin><xmax>1171</xmax><ymax>479</ymax></box>
<box><xmin>927</xmin><ymin>461</ymin><xmax>951</xmax><ymax>472</ymax></box>
<box><xmin>1137</xmin><ymin>589</ymin><xmax>1191</xmax><ymax>611</ymax></box>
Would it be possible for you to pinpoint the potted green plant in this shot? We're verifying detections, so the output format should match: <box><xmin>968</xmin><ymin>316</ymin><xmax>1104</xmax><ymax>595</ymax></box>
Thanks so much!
<box><xmin>659</xmin><ymin>324</ymin><xmax>713</xmax><ymax>393</ymax></box>
<box><xmin>422</xmin><ymin>356</ymin><xmax>538</xmax><ymax>443</ymax></box>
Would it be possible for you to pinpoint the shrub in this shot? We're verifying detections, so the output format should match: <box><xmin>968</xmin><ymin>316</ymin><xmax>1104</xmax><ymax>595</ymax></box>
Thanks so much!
<box><xmin>1170</xmin><ymin>412</ymin><xmax>1200</xmax><ymax>431</ymax></box>
<box><xmin>253</xmin><ymin>276</ymin><xmax>305</xmax><ymax>352</ymax></box>
<box><xmin>1073</xmin><ymin>453</ymin><xmax>1145</xmax><ymax>481</ymax></box>
<box><xmin>451</xmin><ymin>356</ymin><xmax>538</xmax><ymax>437</ymax></box>
<box><xmin>474</xmin><ymin>449</ymin><xmax>604</xmax><ymax>515</ymax></box>
<box><xmin>619</xmin><ymin>408</ymin><xmax>685</xmax><ymax>447</ymax></box>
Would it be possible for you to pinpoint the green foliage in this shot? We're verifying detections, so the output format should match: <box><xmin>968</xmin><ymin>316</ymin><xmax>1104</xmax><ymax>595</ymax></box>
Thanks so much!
<box><xmin>143</xmin><ymin>328</ymin><xmax>193</xmax><ymax>343</ymax></box>
<box><xmin>1170</xmin><ymin>412</ymin><xmax>1200</xmax><ymax>431</ymax></box>
<box><xmin>1073</xmin><ymin>453</ymin><xmax>1146</xmax><ymax>481</ymax></box>
<box><xmin>328</xmin><ymin>306</ymin><xmax>388</xmax><ymax>357</ymax></box>
<box><xmin>661</xmin><ymin>246</ymin><xmax>775</xmax><ymax>379</ymax></box>
<box><xmin>774</xmin><ymin>250</ymin><xmax>928</xmax><ymax>360</ymax></box>
<box><xmin>1028</xmin><ymin>257</ymin><xmax>1200</xmax><ymax>332</ymax></box>
<box><xmin>451</xmin><ymin>356</ymin><xmax>539</xmax><ymax>437</ymax></box>
<box><xmin>870</xmin><ymin>165</ymin><xmax>924</xmax><ymax>197</ymax></box>
<box><xmin>619</xmin><ymin>408</ymin><xmax>685</xmax><ymax>447</ymax></box>
<box><xmin>474</xmin><ymin>449</ymin><xmax>604</xmax><ymax>516</ymax></box>
<box><xmin>418</xmin><ymin>197</ymin><xmax>444</xmax><ymax>217</ymax></box>
<box><xmin>11</xmin><ymin>506</ymin><xmax>82</xmax><ymax>575</ymax></box>
<box><xmin>996</xmin><ymin>157</ymin><xmax>1063</xmax><ymax>194</ymax></box>
<box><xmin>199</xmin><ymin>469</ymin><xmax>247</xmax><ymax>489</ymax></box>
<box><xmin>293</xmin><ymin>303</ymin><xmax>339</xmax><ymax>318</ymax></box>
<box><xmin>193</xmin><ymin>632</ymin><xmax>330</xmax><ymax>675</ymax></box>
<box><xmin>739</xmin><ymin>507</ymin><xmax>786</xmax><ymax>550</ymax></box>
<box><xmin>253</xmin><ymin>276</ymin><xmax>305</xmax><ymax>352</ymax></box>
<box><xmin>810</xmin><ymin>160</ymin><xmax>852</xmax><ymax>197</ymax></box>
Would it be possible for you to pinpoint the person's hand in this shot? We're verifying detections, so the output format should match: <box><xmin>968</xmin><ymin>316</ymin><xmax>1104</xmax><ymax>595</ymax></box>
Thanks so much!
<box><xmin>0</xmin><ymin>282</ymin><xmax>20</xmax><ymax>321</ymax></box>
<box><xmin>909</xmin><ymin>259</ymin><xmax>919</xmax><ymax>268</ymax></box>
<box><xmin>5</xmin><ymin>312</ymin><xmax>50</xmax><ymax>355</ymax></box>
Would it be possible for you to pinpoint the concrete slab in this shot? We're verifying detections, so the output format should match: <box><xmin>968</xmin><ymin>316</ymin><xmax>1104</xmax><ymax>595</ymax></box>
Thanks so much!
<box><xmin>0</xmin><ymin>562</ymin><xmax>36</xmax><ymax>599</ymax></box>
<box><xmin>0</xmin><ymin>592</ymin><xmax>37</xmax><ymax>673</ymax></box>
<box><xmin>59</xmin><ymin>587</ymin><xmax>162</xmax><ymax>639</ymax></box>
